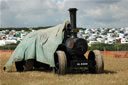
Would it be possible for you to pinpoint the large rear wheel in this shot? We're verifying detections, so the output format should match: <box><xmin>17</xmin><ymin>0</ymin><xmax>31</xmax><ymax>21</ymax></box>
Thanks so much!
<box><xmin>15</xmin><ymin>59</ymin><xmax>34</xmax><ymax>72</ymax></box>
<box><xmin>24</xmin><ymin>59</ymin><xmax>34</xmax><ymax>71</ymax></box>
<box><xmin>88</xmin><ymin>50</ymin><xmax>104</xmax><ymax>73</ymax></box>
<box><xmin>15</xmin><ymin>61</ymin><xmax>24</xmax><ymax>72</ymax></box>
<box><xmin>54</xmin><ymin>51</ymin><xmax>67</xmax><ymax>75</ymax></box>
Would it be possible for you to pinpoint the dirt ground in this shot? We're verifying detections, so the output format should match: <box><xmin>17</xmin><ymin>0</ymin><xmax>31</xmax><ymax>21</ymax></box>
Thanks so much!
<box><xmin>0</xmin><ymin>50</ymin><xmax>128</xmax><ymax>85</ymax></box>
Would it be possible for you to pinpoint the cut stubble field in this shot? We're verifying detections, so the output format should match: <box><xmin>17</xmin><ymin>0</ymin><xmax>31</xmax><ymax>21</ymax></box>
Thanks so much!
<box><xmin>0</xmin><ymin>50</ymin><xmax>128</xmax><ymax>85</ymax></box>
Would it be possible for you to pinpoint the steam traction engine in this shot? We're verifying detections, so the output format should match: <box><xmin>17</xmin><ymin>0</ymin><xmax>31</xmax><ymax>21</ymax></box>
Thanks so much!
<box><xmin>54</xmin><ymin>8</ymin><xmax>104</xmax><ymax>74</ymax></box>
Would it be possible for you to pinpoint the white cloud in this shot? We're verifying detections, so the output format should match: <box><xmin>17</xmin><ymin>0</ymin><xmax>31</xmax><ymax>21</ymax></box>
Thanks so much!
<box><xmin>0</xmin><ymin>0</ymin><xmax>128</xmax><ymax>28</ymax></box>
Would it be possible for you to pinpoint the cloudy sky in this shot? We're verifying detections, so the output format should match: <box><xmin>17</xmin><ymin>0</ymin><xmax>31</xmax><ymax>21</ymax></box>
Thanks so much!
<box><xmin>0</xmin><ymin>0</ymin><xmax>128</xmax><ymax>28</ymax></box>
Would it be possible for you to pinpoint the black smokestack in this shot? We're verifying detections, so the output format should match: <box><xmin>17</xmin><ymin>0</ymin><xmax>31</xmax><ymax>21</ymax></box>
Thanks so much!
<box><xmin>69</xmin><ymin>8</ymin><xmax>77</xmax><ymax>29</ymax></box>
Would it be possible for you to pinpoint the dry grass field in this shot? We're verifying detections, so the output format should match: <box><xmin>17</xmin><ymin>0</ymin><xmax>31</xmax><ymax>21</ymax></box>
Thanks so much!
<box><xmin>0</xmin><ymin>50</ymin><xmax>128</xmax><ymax>85</ymax></box>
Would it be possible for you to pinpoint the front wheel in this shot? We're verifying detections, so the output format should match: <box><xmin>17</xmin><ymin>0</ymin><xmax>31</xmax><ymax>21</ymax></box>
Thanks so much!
<box><xmin>54</xmin><ymin>51</ymin><xmax>67</xmax><ymax>75</ymax></box>
<box><xmin>88</xmin><ymin>50</ymin><xmax>104</xmax><ymax>73</ymax></box>
<box><xmin>15</xmin><ymin>59</ymin><xmax>34</xmax><ymax>72</ymax></box>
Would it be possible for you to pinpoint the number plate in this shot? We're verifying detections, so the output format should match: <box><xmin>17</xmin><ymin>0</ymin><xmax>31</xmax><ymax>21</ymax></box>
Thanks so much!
<box><xmin>77</xmin><ymin>62</ymin><xmax>88</xmax><ymax>66</ymax></box>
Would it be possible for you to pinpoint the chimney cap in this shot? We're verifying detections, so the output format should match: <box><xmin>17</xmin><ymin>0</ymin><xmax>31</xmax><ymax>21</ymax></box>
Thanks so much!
<box><xmin>68</xmin><ymin>8</ymin><xmax>77</xmax><ymax>11</ymax></box>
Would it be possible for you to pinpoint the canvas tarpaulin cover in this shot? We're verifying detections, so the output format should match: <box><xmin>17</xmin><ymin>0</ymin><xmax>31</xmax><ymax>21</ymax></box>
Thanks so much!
<box><xmin>4</xmin><ymin>21</ymin><xmax>70</xmax><ymax>69</ymax></box>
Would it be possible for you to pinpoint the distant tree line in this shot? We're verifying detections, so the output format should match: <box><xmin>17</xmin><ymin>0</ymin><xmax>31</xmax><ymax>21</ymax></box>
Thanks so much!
<box><xmin>0</xmin><ymin>43</ymin><xmax>128</xmax><ymax>51</ymax></box>
<box><xmin>0</xmin><ymin>26</ymin><xmax>52</xmax><ymax>31</ymax></box>
<box><xmin>32</xmin><ymin>26</ymin><xmax>52</xmax><ymax>30</ymax></box>
<box><xmin>88</xmin><ymin>43</ymin><xmax>128</xmax><ymax>51</ymax></box>
<box><xmin>0</xmin><ymin>43</ymin><xmax>18</xmax><ymax>50</ymax></box>
<box><xmin>0</xmin><ymin>27</ymin><xmax>30</xmax><ymax>31</ymax></box>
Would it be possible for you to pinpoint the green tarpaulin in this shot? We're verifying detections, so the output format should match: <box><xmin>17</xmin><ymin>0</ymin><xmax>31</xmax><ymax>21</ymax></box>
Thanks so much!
<box><xmin>4</xmin><ymin>21</ymin><xmax>70</xmax><ymax>69</ymax></box>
